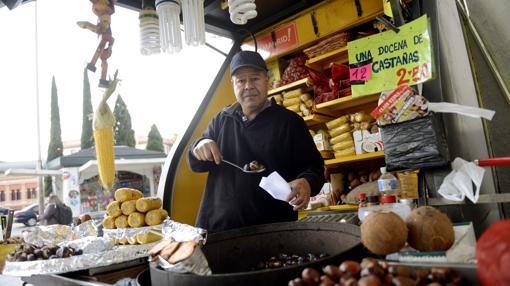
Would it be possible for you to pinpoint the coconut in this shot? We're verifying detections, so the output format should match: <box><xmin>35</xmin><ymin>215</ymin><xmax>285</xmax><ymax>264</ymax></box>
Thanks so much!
<box><xmin>360</xmin><ymin>211</ymin><xmax>408</xmax><ymax>255</ymax></box>
<box><xmin>406</xmin><ymin>206</ymin><xmax>454</xmax><ymax>252</ymax></box>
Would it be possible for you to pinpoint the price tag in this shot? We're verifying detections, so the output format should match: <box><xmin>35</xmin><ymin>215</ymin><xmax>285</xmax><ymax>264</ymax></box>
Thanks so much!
<box><xmin>349</xmin><ymin>64</ymin><xmax>371</xmax><ymax>82</ymax></box>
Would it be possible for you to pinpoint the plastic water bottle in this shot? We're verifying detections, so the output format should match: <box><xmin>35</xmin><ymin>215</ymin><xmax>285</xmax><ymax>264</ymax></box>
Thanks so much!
<box><xmin>377</xmin><ymin>167</ymin><xmax>400</xmax><ymax>196</ymax></box>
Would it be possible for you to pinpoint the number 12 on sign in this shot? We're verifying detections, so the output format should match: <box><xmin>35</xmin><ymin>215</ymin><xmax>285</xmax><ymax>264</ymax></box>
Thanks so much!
<box><xmin>350</xmin><ymin>64</ymin><xmax>371</xmax><ymax>82</ymax></box>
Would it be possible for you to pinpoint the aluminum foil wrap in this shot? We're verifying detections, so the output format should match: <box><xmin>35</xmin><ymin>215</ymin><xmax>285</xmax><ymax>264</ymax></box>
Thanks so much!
<box><xmin>22</xmin><ymin>225</ymin><xmax>73</xmax><ymax>247</ymax></box>
<box><xmin>62</xmin><ymin>236</ymin><xmax>115</xmax><ymax>254</ymax></box>
<box><xmin>157</xmin><ymin>246</ymin><xmax>212</xmax><ymax>275</ymax></box>
<box><xmin>3</xmin><ymin>242</ymin><xmax>158</xmax><ymax>277</ymax></box>
<box><xmin>74</xmin><ymin>220</ymin><xmax>98</xmax><ymax>238</ymax></box>
<box><xmin>153</xmin><ymin>220</ymin><xmax>210</xmax><ymax>275</ymax></box>
<box><xmin>102</xmin><ymin>224</ymin><xmax>163</xmax><ymax>242</ymax></box>
<box><xmin>162</xmin><ymin>219</ymin><xmax>207</xmax><ymax>244</ymax></box>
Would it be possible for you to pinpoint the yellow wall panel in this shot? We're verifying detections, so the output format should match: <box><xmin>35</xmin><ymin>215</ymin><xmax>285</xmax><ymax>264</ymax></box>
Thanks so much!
<box><xmin>315</xmin><ymin>0</ymin><xmax>383</xmax><ymax>37</ymax></box>
<box><xmin>171</xmin><ymin>71</ymin><xmax>236</xmax><ymax>225</ymax></box>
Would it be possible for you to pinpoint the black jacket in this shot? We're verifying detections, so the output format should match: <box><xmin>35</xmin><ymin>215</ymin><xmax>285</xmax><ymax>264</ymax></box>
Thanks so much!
<box><xmin>187</xmin><ymin>100</ymin><xmax>325</xmax><ymax>233</ymax></box>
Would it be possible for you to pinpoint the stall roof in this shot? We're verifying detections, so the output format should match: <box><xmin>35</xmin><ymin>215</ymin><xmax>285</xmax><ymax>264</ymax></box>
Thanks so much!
<box><xmin>2</xmin><ymin>0</ymin><xmax>323</xmax><ymax>39</ymax></box>
<box><xmin>46</xmin><ymin>145</ymin><xmax>166</xmax><ymax>170</ymax></box>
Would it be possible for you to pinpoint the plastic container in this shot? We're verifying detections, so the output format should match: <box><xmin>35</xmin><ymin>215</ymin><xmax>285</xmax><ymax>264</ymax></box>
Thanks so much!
<box><xmin>358</xmin><ymin>202</ymin><xmax>411</xmax><ymax>222</ymax></box>
<box><xmin>377</xmin><ymin>167</ymin><xmax>400</xmax><ymax>196</ymax></box>
<box><xmin>397</xmin><ymin>170</ymin><xmax>419</xmax><ymax>199</ymax></box>
<box><xmin>156</xmin><ymin>0</ymin><xmax>183</xmax><ymax>54</ymax></box>
<box><xmin>139</xmin><ymin>6</ymin><xmax>161</xmax><ymax>55</ymax></box>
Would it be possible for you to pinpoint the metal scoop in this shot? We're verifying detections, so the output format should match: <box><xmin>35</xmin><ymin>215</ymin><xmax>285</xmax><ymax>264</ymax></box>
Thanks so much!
<box><xmin>222</xmin><ymin>159</ymin><xmax>266</xmax><ymax>174</ymax></box>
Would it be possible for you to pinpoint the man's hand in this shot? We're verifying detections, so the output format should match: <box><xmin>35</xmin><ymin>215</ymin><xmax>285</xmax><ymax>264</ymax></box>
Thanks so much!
<box><xmin>286</xmin><ymin>178</ymin><xmax>311</xmax><ymax>211</ymax></box>
<box><xmin>192</xmin><ymin>139</ymin><xmax>223</xmax><ymax>165</ymax></box>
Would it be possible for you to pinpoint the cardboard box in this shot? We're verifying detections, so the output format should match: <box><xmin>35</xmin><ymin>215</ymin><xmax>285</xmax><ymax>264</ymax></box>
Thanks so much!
<box><xmin>353</xmin><ymin>130</ymin><xmax>384</xmax><ymax>155</ymax></box>
<box><xmin>313</xmin><ymin>133</ymin><xmax>331</xmax><ymax>151</ymax></box>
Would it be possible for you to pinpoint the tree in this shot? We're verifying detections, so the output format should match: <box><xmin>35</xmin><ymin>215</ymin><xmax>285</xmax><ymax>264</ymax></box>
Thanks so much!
<box><xmin>113</xmin><ymin>95</ymin><xmax>136</xmax><ymax>147</ymax></box>
<box><xmin>44</xmin><ymin>76</ymin><xmax>64</xmax><ymax>196</ymax></box>
<box><xmin>146</xmin><ymin>124</ymin><xmax>165</xmax><ymax>153</ymax></box>
<box><xmin>81</xmin><ymin>68</ymin><xmax>94</xmax><ymax>149</ymax></box>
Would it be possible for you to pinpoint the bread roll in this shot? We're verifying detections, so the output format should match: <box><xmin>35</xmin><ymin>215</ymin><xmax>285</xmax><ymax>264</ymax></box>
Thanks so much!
<box><xmin>326</xmin><ymin>115</ymin><xmax>350</xmax><ymax>130</ymax></box>
<box><xmin>128</xmin><ymin>212</ymin><xmax>146</xmax><ymax>228</ymax></box>
<box><xmin>329</xmin><ymin>123</ymin><xmax>351</xmax><ymax>137</ymax></box>
<box><xmin>121</xmin><ymin>200</ymin><xmax>137</xmax><ymax>215</ymax></box>
<box><xmin>332</xmin><ymin>140</ymin><xmax>354</xmax><ymax>151</ymax></box>
<box><xmin>136</xmin><ymin>197</ymin><xmax>163</xmax><ymax>213</ymax></box>
<box><xmin>145</xmin><ymin>209</ymin><xmax>168</xmax><ymax>226</ymax></box>
<box><xmin>334</xmin><ymin>147</ymin><xmax>356</xmax><ymax>158</ymax></box>
<box><xmin>102</xmin><ymin>216</ymin><xmax>116</xmax><ymax>229</ymax></box>
<box><xmin>330</xmin><ymin>132</ymin><xmax>352</xmax><ymax>145</ymax></box>
<box><xmin>282</xmin><ymin>88</ymin><xmax>303</xmax><ymax>99</ymax></box>
<box><xmin>136</xmin><ymin>230</ymin><xmax>162</xmax><ymax>244</ymax></box>
<box><xmin>114</xmin><ymin>215</ymin><xmax>129</xmax><ymax>228</ymax></box>
<box><xmin>114</xmin><ymin>188</ymin><xmax>143</xmax><ymax>203</ymax></box>
<box><xmin>106</xmin><ymin>201</ymin><xmax>121</xmax><ymax>217</ymax></box>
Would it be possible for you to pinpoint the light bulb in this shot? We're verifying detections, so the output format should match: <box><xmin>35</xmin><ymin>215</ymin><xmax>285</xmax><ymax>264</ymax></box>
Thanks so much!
<box><xmin>156</xmin><ymin>0</ymin><xmax>182</xmax><ymax>54</ymax></box>
<box><xmin>139</xmin><ymin>6</ymin><xmax>161</xmax><ymax>55</ymax></box>
<box><xmin>181</xmin><ymin>0</ymin><xmax>205</xmax><ymax>46</ymax></box>
<box><xmin>228</xmin><ymin>0</ymin><xmax>257</xmax><ymax>25</ymax></box>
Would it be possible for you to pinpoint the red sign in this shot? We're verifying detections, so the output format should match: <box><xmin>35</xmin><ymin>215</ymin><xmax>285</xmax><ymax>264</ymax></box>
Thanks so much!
<box><xmin>255</xmin><ymin>22</ymin><xmax>299</xmax><ymax>58</ymax></box>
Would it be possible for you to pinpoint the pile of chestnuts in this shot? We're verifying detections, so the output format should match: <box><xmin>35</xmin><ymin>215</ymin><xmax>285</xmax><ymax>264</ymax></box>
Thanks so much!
<box><xmin>7</xmin><ymin>243</ymin><xmax>83</xmax><ymax>262</ymax></box>
<box><xmin>288</xmin><ymin>257</ymin><xmax>466</xmax><ymax>286</ymax></box>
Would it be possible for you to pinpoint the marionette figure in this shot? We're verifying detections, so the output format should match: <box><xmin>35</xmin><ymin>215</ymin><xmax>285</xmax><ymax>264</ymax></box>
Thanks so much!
<box><xmin>77</xmin><ymin>0</ymin><xmax>115</xmax><ymax>88</ymax></box>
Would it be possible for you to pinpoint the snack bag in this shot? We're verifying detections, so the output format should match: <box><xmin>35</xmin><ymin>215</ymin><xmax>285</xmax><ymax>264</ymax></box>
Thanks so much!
<box><xmin>371</xmin><ymin>85</ymin><xmax>429</xmax><ymax>125</ymax></box>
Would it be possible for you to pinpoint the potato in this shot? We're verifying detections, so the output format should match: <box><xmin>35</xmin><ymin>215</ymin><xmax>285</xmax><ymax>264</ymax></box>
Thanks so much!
<box><xmin>128</xmin><ymin>212</ymin><xmax>146</xmax><ymax>228</ymax></box>
<box><xmin>102</xmin><ymin>216</ymin><xmax>116</xmax><ymax>229</ymax></box>
<box><xmin>106</xmin><ymin>201</ymin><xmax>121</xmax><ymax>217</ymax></box>
<box><xmin>136</xmin><ymin>197</ymin><xmax>163</xmax><ymax>213</ymax></box>
<box><xmin>121</xmin><ymin>200</ymin><xmax>137</xmax><ymax>215</ymax></box>
<box><xmin>114</xmin><ymin>215</ymin><xmax>129</xmax><ymax>229</ymax></box>
<box><xmin>145</xmin><ymin>209</ymin><xmax>168</xmax><ymax>226</ymax></box>
<box><xmin>114</xmin><ymin>188</ymin><xmax>143</xmax><ymax>203</ymax></box>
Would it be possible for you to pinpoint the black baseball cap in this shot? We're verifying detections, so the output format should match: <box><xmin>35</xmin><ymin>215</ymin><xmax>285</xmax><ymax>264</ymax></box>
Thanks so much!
<box><xmin>230</xmin><ymin>50</ymin><xmax>268</xmax><ymax>76</ymax></box>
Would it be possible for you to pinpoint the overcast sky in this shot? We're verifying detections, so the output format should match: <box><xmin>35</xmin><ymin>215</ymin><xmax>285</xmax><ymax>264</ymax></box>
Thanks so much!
<box><xmin>0</xmin><ymin>0</ymin><xmax>231</xmax><ymax>162</ymax></box>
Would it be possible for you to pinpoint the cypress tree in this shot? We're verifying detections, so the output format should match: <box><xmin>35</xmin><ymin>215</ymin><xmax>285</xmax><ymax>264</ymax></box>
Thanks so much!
<box><xmin>146</xmin><ymin>124</ymin><xmax>165</xmax><ymax>153</ymax></box>
<box><xmin>44</xmin><ymin>76</ymin><xmax>64</xmax><ymax>196</ymax></box>
<box><xmin>113</xmin><ymin>95</ymin><xmax>136</xmax><ymax>147</ymax></box>
<box><xmin>81</xmin><ymin>68</ymin><xmax>94</xmax><ymax>149</ymax></box>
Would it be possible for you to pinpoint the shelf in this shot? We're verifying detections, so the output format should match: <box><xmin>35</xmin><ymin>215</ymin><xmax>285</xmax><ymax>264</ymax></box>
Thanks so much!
<box><xmin>325</xmin><ymin>150</ymin><xmax>384</xmax><ymax>168</ymax></box>
<box><xmin>315</xmin><ymin>93</ymin><xmax>380</xmax><ymax>115</ymax></box>
<box><xmin>303</xmin><ymin>113</ymin><xmax>333</xmax><ymax>127</ymax></box>
<box><xmin>305</xmin><ymin>46</ymin><xmax>349</xmax><ymax>71</ymax></box>
<box><xmin>268</xmin><ymin>77</ymin><xmax>312</xmax><ymax>96</ymax></box>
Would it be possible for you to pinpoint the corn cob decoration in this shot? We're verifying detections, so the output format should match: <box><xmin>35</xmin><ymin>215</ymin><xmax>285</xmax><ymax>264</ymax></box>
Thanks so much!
<box><xmin>93</xmin><ymin>71</ymin><xmax>119</xmax><ymax>190</ymax></box>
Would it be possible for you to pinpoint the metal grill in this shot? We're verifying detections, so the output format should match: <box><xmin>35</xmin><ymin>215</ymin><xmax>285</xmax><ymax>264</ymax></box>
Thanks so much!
<box><xmin>299</xmin><ymin>212</ymin><xmax>359</xmax><ymax>225</ymax></box>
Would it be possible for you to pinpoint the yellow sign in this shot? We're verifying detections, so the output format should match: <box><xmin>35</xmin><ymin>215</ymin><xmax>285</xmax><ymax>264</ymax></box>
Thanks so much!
<box><xmin>348</xmin><ymin>15</ymin><xmax>433</xmax><ymax>97</ymax></box>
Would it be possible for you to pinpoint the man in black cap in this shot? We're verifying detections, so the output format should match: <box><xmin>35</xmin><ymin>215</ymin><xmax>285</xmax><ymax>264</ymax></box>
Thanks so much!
<box><xmin>187</xmin><ymin>50</ymin><xmax>325</xmax><ymax>233</ymax></box>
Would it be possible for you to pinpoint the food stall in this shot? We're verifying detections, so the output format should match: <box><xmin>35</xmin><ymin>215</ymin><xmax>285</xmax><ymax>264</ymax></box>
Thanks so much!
<box><xmin>1</xmin><ymin>0</ymin><xmax>509</xmax><ymax>285</ymax></box>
